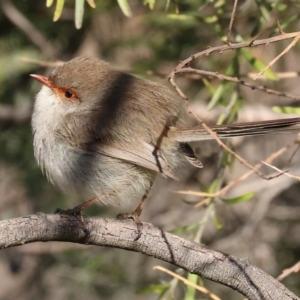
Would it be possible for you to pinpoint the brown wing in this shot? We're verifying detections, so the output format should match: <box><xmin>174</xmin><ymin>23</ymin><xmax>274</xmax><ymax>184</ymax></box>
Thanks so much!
<box><xmin>83</xmin><ymin>141</ymin><xmax>179</xmax><ymax>180</ymax></box>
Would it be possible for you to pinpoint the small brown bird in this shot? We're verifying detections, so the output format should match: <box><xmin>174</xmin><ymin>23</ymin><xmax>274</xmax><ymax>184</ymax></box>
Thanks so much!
<box><xmin>30</xmin><ymin>56</ymin><xmax>300</xmax><ymax>222</ymax></box>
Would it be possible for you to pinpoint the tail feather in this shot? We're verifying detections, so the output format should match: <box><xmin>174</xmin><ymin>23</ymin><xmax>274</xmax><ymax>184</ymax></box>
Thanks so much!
<box><xmin>179</xmin><ymin>143</ymin><xmax>203</xmax><ymax>168</ymax></box>
<box><xmin>176</xmin><ymin>117</ymin><xmax>300</xmax><ymax>142</ymax></box>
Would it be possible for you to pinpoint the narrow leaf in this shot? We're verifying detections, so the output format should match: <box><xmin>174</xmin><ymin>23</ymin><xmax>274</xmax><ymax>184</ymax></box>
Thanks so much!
<box><xmin>144</xmin><ymin>0</ymin><xmax>155</xmax><ymax>10</ymax></box>
<box><xmin>46</xmin><ymin>0</ymin><xmax>54</xmax><ymax>7</ymax></box>
<box><xmin>184</xmin><ymin>273</ymin><xmax>198</xmax><ymax>299</ymax></box>
<box><xmin>273</xmin><ymin>106</ymin><xmax>300</xmax><ymax>114</ymax></box>
<box><xmin>167</xmin><ymin>14</ymin><xmax>194</xmax><ymax>21</ymax></box>
<box><xmin>242</xmin><ymin>49</ymin><xmax>278</xmax><ymax>80</ymax></box>
<box><xmin>75</xmin><ymin>0</ymin><xmax>85</xmax><ymax>29</ymax></box>
<box><xmin>207</xmin><ymin>82</ymin><xmax>227</xmax><ymax>110</ymax></box>
<box><xmin>212</xmin><ymin>212</ymin><xmax>223</xmax><ymax>230</ymax></box>
<box><xmin>204</xmin><ymin>15</ymin><xmax>218</xmax><ymax>24</ymax></box>
<box><xmin>271</xmin><ymin>3</ymin><xmax>287</xmax><ymax>11</ymax></box>
<box><xmin>203</xmin><ymin>78</ymin><xmax>216</xmax><ymax>95</ymax></box>
<box><xmin>208</xmin><ymin>178</ymin><xmax>221</xmax><ymax>193</ymax></box>
<box><xmin>171</xmin><ymin>224</ymin><xmax>197</xmax><ymax>235</ymax></box>
<box><xmin>86</xmin><ymin>0</ymin><xmax>96</xmax><ymax>8</ymax></box>
<box><xmin>117</xmin><ymin>0</ymin><xmax>132</xmax><ymax>17</ymax></box>
<box><xmin>222</xmin><ymin>191</ymin><xmax>255</xmax><ymax>204</ymax></box>
<box><xmin>53</xmin><ymin>0</ymin><xmax>64</xmax><ymax>21</ymax></box>
<box><xmin>138</xmin><ymin>283</ymin><xmax>170</xmax><ymax>295</ymax></box>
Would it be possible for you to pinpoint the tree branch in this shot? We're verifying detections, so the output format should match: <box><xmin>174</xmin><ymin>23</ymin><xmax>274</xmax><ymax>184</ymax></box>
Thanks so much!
<box><xmin>0</xmin><ymin>213</ymin><xmax>298</xmax><ymax>300</ymax></box>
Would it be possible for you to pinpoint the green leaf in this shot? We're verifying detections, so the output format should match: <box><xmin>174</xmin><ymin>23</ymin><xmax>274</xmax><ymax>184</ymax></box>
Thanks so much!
<box><xmin>212</xmin><ymin>212</ymin><xmax>223</xmax><ymax>230</ymax></box>
<box><xmin>222</xmin><ymin>191</ymin><xmax>255</xmax><ymax>204</ymax></box>
<box><xmin>208</xmin><ymin>178</ymin><xmax>221</xmax><ymax>193</ymax></box>
<box><xmin>144</xmin><ymin>0</ymin><xmax>155</xmax><ymax>10</ymax></box>
<box><xmin>203</xmin><ymin>78</ymin><xmax>216</xmax><ymax>95</ymax></box>
<box><xmin>46</xmin><ymin>0</ymin><xmax>54</xmax><ymax>7</ymax></box>
<box><xmin>273</xmin><ymin>106</ymin><xmax>300</xmax><ymax>115</ymax></box>
<box><xmin>259</xmin><ymin>4</ymin><xmax>271</xmax><ymax>22</ymax></box>
<box><xmin>53</xmin><ymin>0</ymin><xmax>64</xmax><ymax>21</ymax></box>
<box><xmin>75</xmin><ymin>0</ymin><xmax>85</xmax><ymax>29</ymax></box>
<box><xmin>214</xmin><ymin>0</ymin><xmax>225</xmax><ymax>8</ymax></box>
<box><xmin>270</xmin><ymin>3</ymin><xmax>287</xmax><ymax>11</ymax></box>
<box><xmin>117</xmin><ymin>0</ymin><xmax>132</xmax><ymax>17</ymax></box>
<box><xmin>207</xmin><ymin>82</ymin><xmax>227</xmax><ymax>110</ymax></box>
<box><xmin>204</xmin><ymin>15</ymin><xmax>218</xmax><ymax>24</ymax></box>
<box><xmin>220</xmin><ymin>148</ymin><xmax>234</xmax><ymax>167</ymax></box>
<box><xmin>86</xmin><ymin>0</ymin><xmax>96</xmax><ymax>8</ymax></box>
<box><xmin>279</xmin><ymin>15</ymin><xmax>298</xmax><ymax>30</ymax></box>
<box><xmin>242</xmin><ymin>49</ymin><xmax>278</xmax><ymax>80</ymax></box>
<box><xmin>171</xmin><ymin>224</ymin><xmax>198</xmax><ymax>235</ymax></box>
<box><xmin>184</xmin><ymin>273</ymin><xmax>198</xmax><ymax>299</ymax></box>
<box><xmin>138</xmin><ymin>283</ymin><xmax>170</xmax><ymax>295</ymax></box>
<box><xmin>207</xmin><ymin>62</ymin><xmax>235</xmax><ymax>110</ymax></box>
<box><xmin>198</xmin><ymin>181</ymin><xmax>209</xmax><ymax>193</ymax></box>
<box><xmin>167</xmin><ymin>14</ymin><xmax>195</xmax><ymax>21</ymax></box>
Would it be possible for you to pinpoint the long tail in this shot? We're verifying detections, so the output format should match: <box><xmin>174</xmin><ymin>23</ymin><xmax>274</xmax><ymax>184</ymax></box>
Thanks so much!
<box><xmin>176</xmin><ymin>117</ymin><xmax>300</xmax><ymax>142</ymax></box>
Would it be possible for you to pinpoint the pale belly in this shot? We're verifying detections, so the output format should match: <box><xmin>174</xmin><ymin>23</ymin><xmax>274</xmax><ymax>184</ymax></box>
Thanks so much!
<box><xmin>35</xmin><ymin>140</ymin><xmax>155</xmax><ymax>210</ymax></box>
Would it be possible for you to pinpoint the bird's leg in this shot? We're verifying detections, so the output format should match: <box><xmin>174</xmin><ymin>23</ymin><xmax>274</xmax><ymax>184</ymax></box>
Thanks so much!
<box><xmin>55</xmin><ymin>197</ymin><xmax>98</xmax><ymax>216</ymax></box>
<box><xmin>117</xmin><ymin>183</ymin><xmax>153</xmax><ymax>240</ymax></box>
<box><xmin>54</xmin><ymin>197</ymin><xmax>99</xmax><ymax>243</ymax></box>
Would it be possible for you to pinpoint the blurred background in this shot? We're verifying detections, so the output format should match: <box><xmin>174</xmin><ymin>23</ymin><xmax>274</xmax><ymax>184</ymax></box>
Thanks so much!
<box><xmin>1</xmin><ymin>0</ymin><xmax>300</xmax><ymax>299</ymax></box>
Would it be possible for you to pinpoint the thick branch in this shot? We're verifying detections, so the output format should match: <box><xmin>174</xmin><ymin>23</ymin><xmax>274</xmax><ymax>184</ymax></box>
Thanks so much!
<box><xmin>0</xmin><ymin>213</ymin><xmax>298</xmax><ymax>300</ymax></box>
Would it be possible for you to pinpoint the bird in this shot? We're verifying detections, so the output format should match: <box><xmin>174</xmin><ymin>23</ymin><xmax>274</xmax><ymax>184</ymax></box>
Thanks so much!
<box><xmin>30</xmin><ymin>56</ymin><xmax>300</xmax><ymax>224</ymax></box>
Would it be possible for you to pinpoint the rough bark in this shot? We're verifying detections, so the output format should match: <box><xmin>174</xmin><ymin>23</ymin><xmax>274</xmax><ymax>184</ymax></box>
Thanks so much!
<box><xmin>0</xmin><ymin>213</ymin><xmax>298</xmax><ymax>300</ymax></box>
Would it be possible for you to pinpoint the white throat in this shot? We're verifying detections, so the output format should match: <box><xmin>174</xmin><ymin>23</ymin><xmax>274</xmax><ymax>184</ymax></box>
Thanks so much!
<box><xmin>32</xmin><ymin>86</ymin><xmax>64</xmax><ymax>180</ymax></box>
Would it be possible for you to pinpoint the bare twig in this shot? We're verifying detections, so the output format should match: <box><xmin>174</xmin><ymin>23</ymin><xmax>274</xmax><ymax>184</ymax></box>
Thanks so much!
<box><xmin>154</xmin><ymin>266</ymin><xmax>221</xmax><ymax>300</ymax></box>
<box><xmin>246</xmin><ymin>71</ymin><xmax>300</xmax><ymax>80</ymax></box>
<box><xmin>227</xmin><ymin>0</ymin><xmax>238</xmax><ymax>44</ymax></box>
<box><xmin>253</xmin><ymin>34</ymin><xmax>300</xmax><ymax>80</ymax></box>
<box><xmin>169</xmin><ymin>31</ymin><xmax>300</xmax><ymax>101</ymax></box>
<box><xmin>175</xmin><ymin>138</ymin><xmax>299</xmax><ymax>203</ymax></box>
<box><xmin>277</xmin><ymin>261</ymin><xmax>300</xmax><ymax>281</ymax></box>
<box><xmin>190</xmin><ymin>111</ymin><xmax>283</xmax><ymax>180</ymax></box>
<box><xmin>262</xmin><ymin>161</ymin><xmax>300</xmax><ymax>180</ymax></box>
<box><xmin>170</xmin><ymin>32</ymin><xmax>300</xmax><ymax>72</ymax></box>
<box><xmin>174</xmin><ymin>67</ymin><xmax>300</xmax><ymax>100</ymax></box>
<box><xmin>276</xmin><ymin>17</ymin><xmax>285</xmax><ymax>35</ymax></box>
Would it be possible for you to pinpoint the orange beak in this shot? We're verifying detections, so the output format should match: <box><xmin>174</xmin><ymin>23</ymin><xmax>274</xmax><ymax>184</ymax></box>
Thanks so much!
<box><xmin>30</xmin><ymin>74</ymin><xmax>52</xmax><ymax>88</ymax></box>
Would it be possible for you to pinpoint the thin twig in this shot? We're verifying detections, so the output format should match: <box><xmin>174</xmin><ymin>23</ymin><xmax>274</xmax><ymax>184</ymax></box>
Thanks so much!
<box><xmin>227</xmin><ymin>0</ymin><xmax>238</xmax><ymax>44</ymax></box>
<box><xmin>245</xmin><ymin>71</ymin><xmax>300</xmax><ymax>80</ymax></box>
<box><xmin>170</xmin><ymin>31</ymin><xmax>300</xmax><ymax>72</ymax></box>
<box><xmin>190</xmin><ymin>110</ymin><xmax>283</xmax><ymax>180</ymax></box>
<box><xmin>276</xmin><ymin>17</ymin><xmax>285</xmax><ymax>35</ymax></box>
<box><xmin>174</xmin><ymin>138</ymin><xmax>299</xmax><ymax>203</ymax></box>
<box><xmin>277</xmin><ymin>261</ymin><xmax>300</xmax><ymax>281</ymax></box>
<box><xmin>154</xmin><ymin>266</ymin><xmax>222</xmax><ymax>300</ymax></box>
<box><xmin>262</xmin><ymin>161</ymin><xmax>300</xmax><ymax>180</ymax></box>
<box><xmin>169</xmin><ymin>31</ymin><xmax>300</xmax><ymax>101</ymax></box>
<box><xmin>253</xmin><ymin>34</ymin><xmax>300</xmax><ymax>80</ymax></box>
<box><xmin>174</xmin><ymin>67</ymin><xmax>300</xmax><ymax>100</ymax></box>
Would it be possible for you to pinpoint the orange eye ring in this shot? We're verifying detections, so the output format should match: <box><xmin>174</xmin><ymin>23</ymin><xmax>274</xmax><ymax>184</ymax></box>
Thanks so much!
<box><xmin>57</xmin><ymin>87</ymin><xmax>78</xmax><ymax>101</ymax></box>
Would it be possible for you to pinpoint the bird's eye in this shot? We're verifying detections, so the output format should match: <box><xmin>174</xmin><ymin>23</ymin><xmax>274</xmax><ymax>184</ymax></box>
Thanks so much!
<box><xmin>64</xmin><ymin>90</ymin><xmax>73</xmax><ymax>98</ymax></box>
